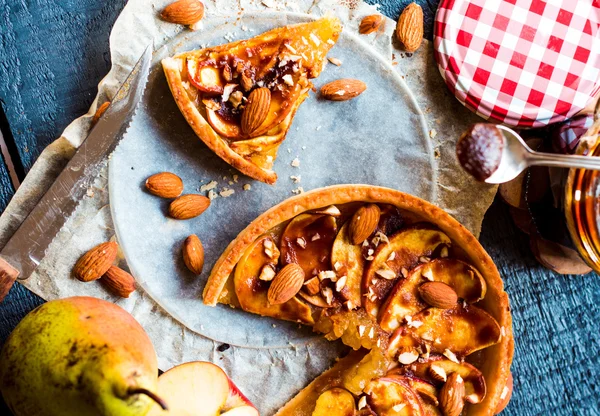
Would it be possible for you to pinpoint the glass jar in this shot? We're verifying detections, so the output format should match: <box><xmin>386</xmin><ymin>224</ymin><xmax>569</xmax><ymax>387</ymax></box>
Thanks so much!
<box><xmin>564</xmin><ymin>117</ymin><xmax>600</xmax><ymax>272</ymax></box>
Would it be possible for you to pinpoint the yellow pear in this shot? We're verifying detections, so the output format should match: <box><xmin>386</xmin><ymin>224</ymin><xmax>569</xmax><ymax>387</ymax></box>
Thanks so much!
<box><xmin>0</xmin><ymin>296</ymin><xmax>165</xmax><ymax>416</ymax></box>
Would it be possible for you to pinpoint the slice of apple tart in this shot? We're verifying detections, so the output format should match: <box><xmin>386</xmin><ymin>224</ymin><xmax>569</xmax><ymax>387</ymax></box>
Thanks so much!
<box><xmin>162</xmin><ymin>17</ymin><xmax>341</xmax><ymax>184</ymax></box>
<box><xmin>203</xmin><ymin>185</ymin><xmax>513</xmax><ymax>415</ymax></box>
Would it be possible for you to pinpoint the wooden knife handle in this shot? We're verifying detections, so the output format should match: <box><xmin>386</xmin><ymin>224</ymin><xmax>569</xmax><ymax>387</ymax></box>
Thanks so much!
<box><xmin>0</xmin><ymin>257</ymin><xmax>20</xmax><ymax>302</ymax></box>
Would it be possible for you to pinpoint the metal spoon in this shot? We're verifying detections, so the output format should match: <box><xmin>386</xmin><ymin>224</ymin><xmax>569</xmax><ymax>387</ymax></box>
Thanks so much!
<box><xmin>457</xmin><ymin>123</ymin><xmax>600</xmax><ymax>184</ymax></box>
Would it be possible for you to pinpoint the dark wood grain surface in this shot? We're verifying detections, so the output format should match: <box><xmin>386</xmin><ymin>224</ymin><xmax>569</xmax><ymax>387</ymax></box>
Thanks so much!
<box><xmin>0</xmin><ymin>1</ymin><xmax>599</xmax><ymax>414</ymax></box>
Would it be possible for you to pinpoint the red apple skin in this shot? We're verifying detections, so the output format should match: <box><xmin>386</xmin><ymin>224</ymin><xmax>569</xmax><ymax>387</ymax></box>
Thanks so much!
<box><xmin>148</xmin><ymin>361</ymin><xmax>258</xmax><ymax>416</ymax></box>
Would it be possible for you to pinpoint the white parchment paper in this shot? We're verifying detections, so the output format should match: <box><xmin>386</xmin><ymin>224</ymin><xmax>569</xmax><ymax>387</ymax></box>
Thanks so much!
<box><xmin>0</xmin><ymin>0</ymin><xmax>494</xmax><ymax>414</ymax></box>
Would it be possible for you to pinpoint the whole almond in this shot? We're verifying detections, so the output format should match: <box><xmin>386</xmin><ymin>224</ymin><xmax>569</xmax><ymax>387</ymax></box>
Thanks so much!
<box><xmin>348</xmin><ymin>204</ymin><xmax>380</xmax><ymax>245</ymax></box>
<box><xmin>359</xmin><ymin>14</ymin><xmax>384</xmax><ymax>35</ymax></box>
<box><xmin>146</xmin><ymin>172</ymin><xmax>184</xmax><ymax>198</ymax></box>
<box><xmin>396</xmin><ymin>2</ymin><xmax>424</xmax><ymax>52</ymax></box>
<box><xmin>439</xmin><ymin>373</ymin><xmax>465</xmax><ymax>416</ymax></box>
<box><xmin>169</xmin><ymin>194</ymin><xmax>210</xmax><ymax>219</ymax></box>
<box><xmin>92</xmin><ymin>101</ymin><xmax>110</xmax><ymax>125</ymax></box>
<box><xmin>101</xmin><ymin>266</ymin><xmax>136</xmax><ymax>298</ymax></box>
<box><xmin>321</xmin><ymin>79</ymin><xmax>367</xmax><ymax>101</ymax></box>
<box><xmin>267</xmin><ymin>263</ymin><xmax>305</xmax><ymax>305</ymax></box>
<box><xmin>241</xmin><ymin>87</ymin><xmax>270</xmax><ymax>136</ymax></box>
<box><xmin>418</xmin><ymin>281</ymin><xmax>458</xmax><ymax>309</ymax></box>
<box><xmin>161</xmin><ymin>0</ymin><xmax>204</xmax><ymax>26</ymax></box>
<box><xmin>495</xmin><ymin>372</ymin><xmax>513</xmax><ymax>414</ymax></box>
<box><xmin>183</xmin><ymin>234</ymin><xmax>205</xmax><ymax>274</ymax></box>
<box><xmin>73</xmin><ymin>242</ymin><xmax>118</xmax><ymax>282</ymax></box>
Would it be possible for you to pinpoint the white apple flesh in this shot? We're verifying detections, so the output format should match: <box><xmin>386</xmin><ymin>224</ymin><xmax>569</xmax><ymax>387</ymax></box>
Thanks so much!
<box><xmin>147</xmin><ymin>361</ymin><xmax>258</xmax><ymax>416</ymax></box>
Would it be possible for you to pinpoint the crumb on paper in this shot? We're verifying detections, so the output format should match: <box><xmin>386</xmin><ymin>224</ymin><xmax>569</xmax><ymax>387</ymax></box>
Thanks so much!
<box><xmin>287</xmin><ymin>148</ymin><xmax>291</xmax><ymax>153</ymax></box>
<box><xmin>262</xmin><ymin>0</ymin><xmax>277</xmax><ymax>8</ymax></box>
<box><xmin>241</xmin><ymin>25</ymin><xmax>249</xmax><ymax>31</ymax></box>
<box><xmin>434</xmin><ymin>148</ymin><xmax>441</xmax><ymax>159</ymax></box>
<box><xmin>302</xmin><ymin>146</ymin><xmax>306</xmax><ymax>150</ymax></box>
<box><xmin>201</xmin><ymin>180</ymin><xmax>218</xmax><ymax>192</ymax></box>
<box><xmin>86</xmin><ymin>188</ymin><xmax>94</xmax><ymax>198</ymax></box>
<box><xmin>316</xmin><ymin>125</ymin><xmax>321</xmax><ymax>131</ymax></box>
<box><xmin>223</xmin><ymin>32</ymin><xmax>235</xmax><ymax>42</ymax></box>
<box><xmin>290</xmin><ymin>175</ymin><xmax>301</xmax><ymax>183</ymax></box>
<box><xmin>208</xmin><ymin>189</ymin><xmax>218</xmax><ymax>200</ymax></box>
<box><xmin>220</xmin><ymin>188</ymin><xmax>235</xmax><ymax>197</ymax></box>
<box><xmin>429</xmin><ymin>129</ymin><xmax>437</xmax><ymax>139</ymax></box>
<box><xmin>292</xmin><ymin>187</ymin><xmax>304</xmax><ymax>195</ymax></box>
<box><xmin>328</xmin><ymin>57</ymin><xmax>342</xmax><ymax>66</ymax></box>
<box><xmin>233</xmin><ymin>174</ymin><xmax>239</xmax><ymax>183</ymax></box>
<box><xmin>291</xmin><ymin>157</ymin><xmax>300</xmax><ymax>167</ymax></box>
<box><xmin>243</xmin><ymin>184</ymin><xmax>252</xmax><ymax>191</ymax></box>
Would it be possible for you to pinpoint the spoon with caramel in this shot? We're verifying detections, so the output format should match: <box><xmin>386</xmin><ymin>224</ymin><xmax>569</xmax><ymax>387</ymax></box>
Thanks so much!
<box><xmin>456</xmin><ymin>123</ymin><xmax>600</xmax><ymax>184</ymax></box>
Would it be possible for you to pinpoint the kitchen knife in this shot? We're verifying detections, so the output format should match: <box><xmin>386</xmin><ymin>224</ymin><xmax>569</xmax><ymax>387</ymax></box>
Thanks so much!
<box><xmin>0</xmin><ymin>44</ymin><xmax>153</xmax><ymax>301</ymax></box>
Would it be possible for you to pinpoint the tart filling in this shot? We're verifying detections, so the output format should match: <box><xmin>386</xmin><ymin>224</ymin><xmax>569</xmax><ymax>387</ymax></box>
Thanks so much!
<box><xmin>203</xmin><ymin>186</ymin><xmax>513</xmax><ymax>415</ymax></box>
<box><xmin>162</xmin><ymin>17</ymin><xmax>341</xmax><ymax>184</ymax></box>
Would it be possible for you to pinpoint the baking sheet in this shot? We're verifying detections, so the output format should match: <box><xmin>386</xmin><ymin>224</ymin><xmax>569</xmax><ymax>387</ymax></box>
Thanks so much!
<box><xmin>0</xmin><ymin>0</ymin><xmax>496</xmax><ymax>414</ymax></box>
<box><xmin>109</xmin><ymin>12</ymin><xmax>434</xmax><ymax>347</ymax></box>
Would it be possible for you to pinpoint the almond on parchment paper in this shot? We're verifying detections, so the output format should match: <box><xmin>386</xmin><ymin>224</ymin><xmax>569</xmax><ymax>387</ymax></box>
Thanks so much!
<box><xmin>418</xmin><ymin>281</ymin><xmax>458</xmax><ymax>309</ymax></box>
<box><xmin>169</xmin><ymin>194</ymin><xmax>210</xmax><ymax>219</ymax></box>
<box><xmin>267</xmin><ymin>263</ymin><xmax>305</xmax><ymax>305</ymax></box>
<box><xmin>241</xmin><ymin>87</ymin><xmax>271</xmax><ymax>136</ymax></box>
<box><xmin>183</xmin><ymin>234</ymin><xmax>205</xmax><ymax>275</ymax></box>
<box><xmin>321</xmin><ymin>79</ymin><xmax>367</xmax><ymax>101</ymax></box>
<box><xmin>348</xmin><ymin>204</ymin><xmax>381</xmax><ymax>245</ymax></box>
<box><xmin>396</xmin><ymin>2</ymin><xmax>424</xmax><ymax>53</ymax></box>
<box><xmin>161</xmin><ymin>0</ymin><xmax>205</xmax><ymax>26</ymax></box>
<box><xmin>73</xmin><ymin>241</ymin><xmax>118</xmax><ymax>282</ymax></box>
<box><xmin>359</xmin><ymin>14</ymin><xmax>384</xmax><ymax>35</ymax></box>
<box><xmin>439</xmin><ymin>372</ymin><xmax>465</xmax><ymax>416</ymax></box>
<box><xmin>145</xmin><ymin>172</ymin><xmax>184</xmax><ymax>198</ymax></box>
<box><xmin>101</xmin><ymin>266</ymin><xmax>136</xmax><ymax>298</ymax></box>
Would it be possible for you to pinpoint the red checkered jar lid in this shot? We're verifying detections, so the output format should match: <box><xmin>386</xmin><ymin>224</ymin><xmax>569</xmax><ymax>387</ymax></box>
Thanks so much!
<box><xmin>434</xmin><ymin>0</ymin><xmax>600</xmax><ymax>127</ymax></box>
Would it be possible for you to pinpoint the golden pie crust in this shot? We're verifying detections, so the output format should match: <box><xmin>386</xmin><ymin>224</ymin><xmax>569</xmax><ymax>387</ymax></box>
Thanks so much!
<box><xmin>203</xmin><ymin>185</ymin><xmax>513</xmax><ymax>415</ymax></box>
<box><xmin>162</xmin><ymin>18</ymin><xmax>341</xmax><ymax>184</ymax></box>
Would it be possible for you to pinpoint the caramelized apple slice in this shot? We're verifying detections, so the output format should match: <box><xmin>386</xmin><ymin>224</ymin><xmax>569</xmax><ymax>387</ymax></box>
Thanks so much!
<box><xmin>363</xmin><ymin>228</ymin><xmax>452</xmax><ymax>318</ymax></box>
<box><xmin>384</xmin><ymin>374</ymin><xmax>438</xmax><ymax>407</ymax></box>
<box><xmin>366</xmin><ymin>377</ymin><xmax>425</xmax><ymax>416</ymax></box>
<box><xmin>312</xmin><ymin>388</ymin><xmax>356</xmax><ymax>416</ymax></box>
<box><xmin>389</xmin><ymin>355</ymin><xmax>486</xmax><ymax>404</ymax></box>
<box><xmin>331</xmin><ymin>222</ymin><xmax>364</xmax><ymax>308</ymax></box>
<box><xmin>280</xmin><ymin>214</ymin><xmax>338</xmax><ymax>278</ymax></box>
<box><xmin>206</xmin><ymin>104</ymin><xmax>243</xmax><ymax>139</ymax></box>
<box><xmin>388</xmin><ymin>305</ymin><xmax>501</xmax><ymax>359</ymax></box>
<box><xmin>187</xmin><ymin>59</ymin><xmax>225</xmax><ymax>94</ymax></box>
<box><xmin>234</xmin><ymin>235</ymin><xmax>313</xmax><ymax>324</ymax></box>
<box><xmin>379</xmin><ymin>259</ymin><xmax>487</xmax><ymax>332</ymax></box>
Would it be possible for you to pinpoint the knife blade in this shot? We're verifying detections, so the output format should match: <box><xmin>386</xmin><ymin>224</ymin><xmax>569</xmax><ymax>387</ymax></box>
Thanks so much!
<box><xmin>0</xmin><ymin>44</ymin><xmax>153</xmax><ymax>301</ymax></box>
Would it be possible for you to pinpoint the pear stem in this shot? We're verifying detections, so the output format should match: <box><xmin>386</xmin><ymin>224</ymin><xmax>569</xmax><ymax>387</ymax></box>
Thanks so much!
<box><xmin>128</xmin><ymin>387</ymin><xmax>168</xmax><ymax>410</ymax></box>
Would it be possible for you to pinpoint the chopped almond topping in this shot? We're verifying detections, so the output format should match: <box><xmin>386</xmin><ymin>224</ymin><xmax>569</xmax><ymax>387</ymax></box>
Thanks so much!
<box><xmin>443</xmin><ymin>348</ymin><xmax>460</xmax><ymax>363</ymax></box>
<box><xmin>296</xmin><ymin>237</ymin><xmax>307</xmax><ymax>248</ymax></box>
<box><xmin>430</xmin><ymin>364</ymin><xmax>447</xmax><ymax>382</ymax></box>
<box><xmin>318</xmin><ymin>270</ymin><xmax>336</xmax><ymax>281</ymax></box>
<box><xmin>387</xmin><ymin>252</ymin><xmax>396</xmax><ymax>262</ymax></box>
<box><xmin>333</xmin><ymin>261</ymin><xmax>342</xmax><ymax>271</ymax></box>
<box><xmin>309</xmin><ymin>33</ymin><xmax>321</xmax><ymax>46</ymax></box>
<box><xmin>419</xmin><ymin>256</ymin><xmax>431</xmax><ymax>263</ymax></box>
<box><xmin>368</xmin><ymin>327</ymin><xmax>374</xmax><ymax>338</ymax></box>
<box><xmin>358</xmin><ymin>325</ymin><xmax>366</xmax><ymax>336</ymax></box>
<box><xmin>392</xmin><ymin>404</ymin><xmax>406</xmax><ymax>412</ymax></box>
<box><xmin>358</xmin><ymin>396</ymin><xmax>367</xmax><ymax>410</ymax></box>
<box><xmin>336</xmin><ymin>275</ymin><xmax>347</xmax><ymax>292</ymax></box>
<box><xmin>375</xmin><ymin>269</ymin><xmax>396</xmax><ymax>280</ymax></box>
<box><xmin>440</xmin><ymin>246</ymin><xmax>449</xmax><ymax>257</ymax></box>
<box><xmin>398</xmin><ymin>350</ymin><xmax>419</xmax><ymax>364</ymax></box>
<box><xmin>401</xmin><ymin>267</ymin><xmax>409</xmax><ymax>277</ymax></box>
<box><xmin>322</xmin><ymin>287</ymin><xmax>333</xmax><ymax>304</ymax></box>
<box><xmin>422</xmin><ymin>268</ymin><xmax>434</xmax><ymax>281</ymax></box>
<box><xmin>311</xmin><ymin>233</ymin><xmax>321</xmax><ymax>241</ymax></box>
<box><xmin>258</xmin><ymin>265</ymin><xmax>276</xmax><ymax>281</ymax></box>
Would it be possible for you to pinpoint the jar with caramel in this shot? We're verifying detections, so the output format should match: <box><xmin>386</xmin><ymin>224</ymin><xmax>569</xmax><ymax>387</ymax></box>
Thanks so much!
<box><xmin>564</xmin><ymin>114</ymin><xmax>600</xmax><ymax>272</ymax></box>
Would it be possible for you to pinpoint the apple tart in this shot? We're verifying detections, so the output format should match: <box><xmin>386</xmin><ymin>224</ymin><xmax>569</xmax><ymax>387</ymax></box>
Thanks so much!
<box><xmin>203</xmin><ymin>185</ymin><xmax>513</xmax><ymax>415</ymax></box>
<box><xmin>162</xmin><ymin>17</ymin><xmax>341</xmax><ymax>184</ymax></box>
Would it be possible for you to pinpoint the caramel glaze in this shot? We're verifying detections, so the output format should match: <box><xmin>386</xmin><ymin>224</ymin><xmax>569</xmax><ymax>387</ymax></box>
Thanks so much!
<box><xmin>456</xmin><ymin>123</ymin><xmax>504</xmax><ymax>181</ymax></box>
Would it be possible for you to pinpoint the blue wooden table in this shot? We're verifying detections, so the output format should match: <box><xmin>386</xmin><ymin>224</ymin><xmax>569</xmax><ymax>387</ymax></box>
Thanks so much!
<box><xmin>0</xmin><ymin>1</ymin><xmax>598</xmax><ymax>414</ymax></box>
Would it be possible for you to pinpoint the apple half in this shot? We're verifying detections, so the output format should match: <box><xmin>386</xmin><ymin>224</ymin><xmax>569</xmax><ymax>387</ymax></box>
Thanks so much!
<box><xmin>379</xmin><ymin>258</ymin><xmax>487</xmax><ymax>332</ymax></box>
<box><xmin>363</xmin><ymin>228</ymin><xmax>452</xmax><ymax>318</ymax></box>
<box><xmin>147</xmin><ymin>361</ymin><xmax>258</xmax><ymax>416</ymax></box>
<box><xmin>388</xmin><ymin>304</ymin><xmax>502</xmax><ymax>359</ymax></box>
